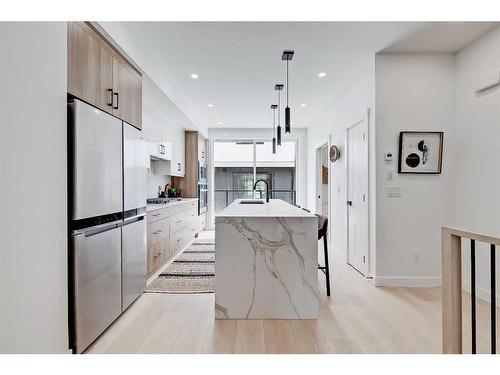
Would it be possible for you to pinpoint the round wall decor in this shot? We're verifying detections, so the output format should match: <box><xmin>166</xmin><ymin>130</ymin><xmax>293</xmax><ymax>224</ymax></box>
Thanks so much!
<box><xmin>329</xmin><ymin>145</ymin><xmax>340</xmax><ymax>163</ymax></box>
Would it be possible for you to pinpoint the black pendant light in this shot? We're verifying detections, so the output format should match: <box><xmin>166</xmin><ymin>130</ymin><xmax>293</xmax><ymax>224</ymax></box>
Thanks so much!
<box><xmin>282</xmin><ymin>50</ymin><xmax>294</xmax><ymax>133</ymax></box>
<box><xmin>271</xmin><ymin>104</ymin><xmax>277</xmax><ymax>154</ymax></box>
<box><xmin>275</xmin><ymin>84</ymin><xmax>283</xmax><ymax>146</ymax></box>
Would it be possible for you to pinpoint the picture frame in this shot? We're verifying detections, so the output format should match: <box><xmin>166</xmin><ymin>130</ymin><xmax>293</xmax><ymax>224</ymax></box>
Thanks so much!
<box><xmin>398</xmin><ymin>131</ymin><xmax>444</xmax><ymax>174</ymax></box>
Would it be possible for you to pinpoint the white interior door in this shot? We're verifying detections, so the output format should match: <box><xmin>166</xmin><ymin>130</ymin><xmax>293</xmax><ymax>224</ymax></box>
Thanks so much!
<box><xmin>347</xmin><ymin>119</ymin><xmax>369</xmax><ymax>275</ymax></box>
<box><xmin>316</xmin><ymin>144</ymin><xmax>329</xmax><ymax>215</ymax></box>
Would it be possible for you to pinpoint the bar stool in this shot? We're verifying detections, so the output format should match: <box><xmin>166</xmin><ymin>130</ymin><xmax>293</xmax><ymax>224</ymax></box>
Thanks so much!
<box><xmin>316</xmin><ymin>214</ymin><xmax>331</xmax><ymax>296</ymax></box>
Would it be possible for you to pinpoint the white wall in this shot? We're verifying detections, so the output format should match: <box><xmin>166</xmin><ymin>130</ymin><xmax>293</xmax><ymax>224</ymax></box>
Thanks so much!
<box><xmin>454</xmin><ymin>27</ymin><xmax>500</xmax><ymax>302</ymax></box>
<box><xmin>0</xmin><ymin>22</ymin><xmax>68</xmax><ymax>353</ymax></box>
<box><xmin>306</xmin><ymin>64</ymin><xmax>376</xmax><ymax>275</ymax></box>
<box><xmin>374</xmin><ymin>54</ymin><xmax>455</xmax><ymax>286</ymax></box>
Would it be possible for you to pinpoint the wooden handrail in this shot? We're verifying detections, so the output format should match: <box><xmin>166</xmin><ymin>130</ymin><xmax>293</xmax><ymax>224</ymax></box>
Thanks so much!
<box><xmin>442</xmin><ymin>226</ymin><xmax>500</xmax><ymax>247</ymax></box>
<box><xmin>442</xmin><ymin>226</ymin><xmax>499</xmax><ymax>354</ymax></box>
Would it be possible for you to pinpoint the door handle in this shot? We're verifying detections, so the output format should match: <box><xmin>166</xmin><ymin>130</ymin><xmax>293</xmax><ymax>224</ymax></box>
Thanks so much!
<box><xmin>113</xmin><ymin>92</ymin><xmax>119</xmax><ymax>110</ymax></box>
<box><xmin>107</xmin><ymin>89</ymin><xmax>113</xmax><ymax>106</ymax></box>
<box><xmin>347</xmin><ymin>200</ymin><xmax>353</xmax><ymax>206</ymax></box>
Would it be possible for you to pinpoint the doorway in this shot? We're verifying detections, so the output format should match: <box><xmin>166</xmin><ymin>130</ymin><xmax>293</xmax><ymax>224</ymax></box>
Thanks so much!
<box><xmin>346</xmin><ymin>118</ymin><xmax>369</xmax><ymax>275</ymax></box>
<box><xmin>316</xmin><ymin>143</ymin><xmax>329</xmax><ymax>217</ymax></box>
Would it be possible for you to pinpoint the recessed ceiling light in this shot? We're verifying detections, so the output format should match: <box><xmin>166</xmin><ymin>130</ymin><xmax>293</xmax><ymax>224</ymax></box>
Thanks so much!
<box><xmin>217</xmin><ymin>121</ymin><xmax>222</xmax><ymax>125</ymax></box>
<box><xmin>318</xmin><ymin>72</ymin><xmax>327</xmax><ymax>78</ymax></box>
<box><xmin>300</xmin><ymin>103</ymin><xmax>306</xmax><ymax>107</ymax></box>
<box><xmin>208</xmin><ymin>104</ymin><xmax>214</xmax><ymax>108</ymax></box>
<box><xmin>190</xmin><ymin>73</ymin><xmax>199</xmax><ymax>79</ymax></box>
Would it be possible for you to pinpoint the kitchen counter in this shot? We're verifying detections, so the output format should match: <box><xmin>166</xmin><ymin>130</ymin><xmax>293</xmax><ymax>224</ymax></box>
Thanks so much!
<box><xmin>146</xmin><ymin>198</ymin><xmax>199</xmax><ymax>212</ymax></box>
<box><xmin>215</xmin><ymin>199</ymin><xmax>319</xmax><ymax>319</ymax></box>
<box><xmin>216</xmin><ymin>198</ymin><xmax>316</xmax><ymax>218</ymax></box>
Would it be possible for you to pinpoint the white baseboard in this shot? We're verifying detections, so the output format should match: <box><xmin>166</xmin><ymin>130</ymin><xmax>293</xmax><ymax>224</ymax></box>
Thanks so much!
<box><xmin>373</xmin><ymin>276</ymin><xmax>442</xmax><ymax>287</ymax></box>
<box><xmin>462</xmin><ymin>281</ymin><xmax>500</xmax><ymax>306</ymax></box>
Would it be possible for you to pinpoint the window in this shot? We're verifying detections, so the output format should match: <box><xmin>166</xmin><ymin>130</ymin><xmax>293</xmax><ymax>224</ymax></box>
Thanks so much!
<box><xmin>214</xmin><ymin>140</ymin><xmax>296</xmax><ymax>214</ymax></box>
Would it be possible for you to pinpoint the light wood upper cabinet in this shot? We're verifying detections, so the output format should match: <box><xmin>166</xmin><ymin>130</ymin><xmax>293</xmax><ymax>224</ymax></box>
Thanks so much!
<box><xmin>99</xmin><ymin>45</ymin><xmax>114</xmax><ymax>114</ymax></box>
<box><xmin>68</xmin><ymin>22</ymin><xmax>142</xmax><ymax>129</ymax></box>
<box><xmin>112</xmin><ymin>59</ymin><xmax>142</xmax><ymax>129</ymax></box>
<box><xmin>68</xmin><ymin>22</ymin><xmax>102</xmax><ymax>108</ymax></box>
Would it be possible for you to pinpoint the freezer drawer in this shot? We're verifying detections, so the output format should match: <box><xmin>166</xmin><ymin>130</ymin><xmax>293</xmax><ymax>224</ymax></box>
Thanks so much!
<box><xmin>122</xmin><ymin>216</ymin><xmax>147</xmax><ymax>310</ymax></box>
<box><xmin>72</xmin><ymin>224</ymin><xmax>122</xmax><ymax>353</ymax></box>
<box><xmin>70</xmin><ymin>99</ymin><xmax>123</xmax><ymax>220</ymax></box>
<box><xmin>123</xmin><ymin>123</ymin><xmax>147</xmax><ymax>212</ymax></box>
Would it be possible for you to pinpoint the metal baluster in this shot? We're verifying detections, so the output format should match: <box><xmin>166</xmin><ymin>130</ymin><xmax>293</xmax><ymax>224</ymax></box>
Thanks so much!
<box><xmin>225</xmin><ymin>190</ymin><xmax>228</xmax><ymax>208</ymax></box>
<box><xmin>491</xmin><ymin>243</ymin><xmax>496</xmax><ymax>354</ymax></box>
<box><xmin>471</xmin><ymin>239</ymin><xmax>476</xmax><ymax>354</ymax></box>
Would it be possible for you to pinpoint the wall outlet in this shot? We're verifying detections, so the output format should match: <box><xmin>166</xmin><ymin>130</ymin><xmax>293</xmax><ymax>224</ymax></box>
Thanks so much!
<box><xmin>412</xmin><ymin>249</ymin><xmax>420</xmax><ymax>262</ymax></box>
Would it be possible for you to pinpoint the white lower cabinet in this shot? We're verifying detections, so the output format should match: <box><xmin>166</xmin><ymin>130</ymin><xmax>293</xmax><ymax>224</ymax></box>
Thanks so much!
<box><xmin>146</xmin><ymin>199</ymin><xmax>200</xmax><ymax>277</ymax></box>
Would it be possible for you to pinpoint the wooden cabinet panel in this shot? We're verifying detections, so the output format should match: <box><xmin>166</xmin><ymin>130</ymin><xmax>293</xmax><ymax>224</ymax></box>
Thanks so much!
<box><xmin>112</xmin><ymin>59</ymin><xmax>142</xmax><ymax>130</ymax></box>
<box><xmin>147</xmin><ymin>208</ymin><xmax>171</xmax><ymax>223</ymax></box>
<box><xmin>170</xmin><ymin>211</ymin><xmax>187</xmax><ymax>235</ymax></box>
<box><xmin>147</xmin><ymin>241</ymin><xmax>163</xmax><ymax>275</ymax></box>
<box><xmin>146</xmin><ymin>201</ymin><xmax>201</xmax><ymax>277</ymax></box>
<box><xmin>99</xmin><ymin>46</ymin><xmax>114</xmax><ymax>114</ymax></box>
<box><xmin>147</xmin><ymin>218</ymin><xmax>170</xmax><ymax>246</ymax></box>
<box><xmin>68</xmin><ymin>22</ymin><xmax>142</xmax><ymax>128</ymax></box>
<box><xmin>68</xmin><ymin>22</ymin><xmax>101</xmax><ymax>107</ymax></box>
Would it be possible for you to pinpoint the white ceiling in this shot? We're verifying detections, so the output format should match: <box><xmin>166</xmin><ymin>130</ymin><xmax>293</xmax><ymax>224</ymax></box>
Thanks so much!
<box><xmin>100</xmin><ymin>22</ymin><xmax>497</xmax><ymax>133</ymax></box>
<box><xmin>382</xmin><ymin>22</ymin><xmax>498</xmax><ymax>53</ymax></box>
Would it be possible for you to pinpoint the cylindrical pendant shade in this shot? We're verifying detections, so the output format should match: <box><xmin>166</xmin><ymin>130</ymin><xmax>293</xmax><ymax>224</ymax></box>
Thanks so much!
<box><xmin>272</xmin><ymin>137</ymin><xmax>276</xmax><ymax>154</ymax></box>
<box><xmin>277</xmin><ymin>125</ymin><xmax>282</xmax><ymax>145</ymax></box>
<box><xmin>285</xmin><ymin>106</ymin><xmax>291</xmax><ymax>133</ymax></box>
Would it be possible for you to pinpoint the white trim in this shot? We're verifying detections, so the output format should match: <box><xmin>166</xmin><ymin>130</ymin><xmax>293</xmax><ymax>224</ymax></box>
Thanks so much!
<box><xmin>373</xmin><ymin>276</ymin><xmax>442</xmax><ymax>287</ymax></box>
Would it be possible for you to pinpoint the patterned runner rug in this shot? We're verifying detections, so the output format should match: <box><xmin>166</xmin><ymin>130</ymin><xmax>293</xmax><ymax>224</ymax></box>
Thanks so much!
<box><xmin>144</xmin><ymin>238</ymin><xmax>215</xmax><ymax>294</ymax></box>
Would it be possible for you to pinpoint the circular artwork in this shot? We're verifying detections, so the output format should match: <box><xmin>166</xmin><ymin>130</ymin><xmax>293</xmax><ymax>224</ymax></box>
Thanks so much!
<box><xmin>405</xmin><ymin>153</ymin><xmax>421</xmax><ymax>168</ymax></box>
<box><xmin>329</xmin><ymin>145</ymin><xmax>340</xmax><ymax>163</ymax></box>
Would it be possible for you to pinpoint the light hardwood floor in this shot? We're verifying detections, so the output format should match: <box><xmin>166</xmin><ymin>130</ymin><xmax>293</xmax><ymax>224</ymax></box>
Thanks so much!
<box><xmin>86</xmin><ymin>232</ymin><xmax>499</xmax><ymax>354</ymax></box>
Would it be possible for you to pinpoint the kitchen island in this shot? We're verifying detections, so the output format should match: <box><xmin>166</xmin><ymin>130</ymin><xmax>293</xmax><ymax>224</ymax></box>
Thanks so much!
<box><xmin>215</xmin><ymin>199</ymin><xmax>319</xmax><ymax>319</ymax></box>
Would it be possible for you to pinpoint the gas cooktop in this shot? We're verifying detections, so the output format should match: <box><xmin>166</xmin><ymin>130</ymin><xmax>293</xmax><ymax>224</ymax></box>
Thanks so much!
<box><xmin>146</xmin><ymin>198</ymin><xmax>183</xmax><ymax>204</ymax></box>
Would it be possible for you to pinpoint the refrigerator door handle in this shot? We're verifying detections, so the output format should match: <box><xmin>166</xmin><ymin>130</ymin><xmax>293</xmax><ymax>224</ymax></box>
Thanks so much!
<box><xmin>121</xmin><ymin>215</ymin><xmax>145</xmax><ymax>227</ymax></box>
<box><xmin>84</xmin><ymin>222</ymin><xmax>120</xmax><ymax>238</ymax></box>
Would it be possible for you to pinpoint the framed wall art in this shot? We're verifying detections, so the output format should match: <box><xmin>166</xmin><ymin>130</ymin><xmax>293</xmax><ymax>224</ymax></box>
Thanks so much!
<box><xmin>398</xmin><ymin>131</ymin><xmax>444</xmax><ymax>174</ymax></box>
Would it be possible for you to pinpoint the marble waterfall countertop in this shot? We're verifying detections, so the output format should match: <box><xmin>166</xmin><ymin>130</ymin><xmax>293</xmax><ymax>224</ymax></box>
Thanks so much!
<box><xmin>215</xmin><ymin>199</ymin><xmax>319</xmax><ymax>319</ymax></box>
<box><xmin>216</xmin><ymin>198</ymin><xmax>317</xmax><ymax>218</ymax></box>
<box><xmin>146</xmin><ymin>198</ymin><xmax>199</xmax><ymax>212</ymax></box>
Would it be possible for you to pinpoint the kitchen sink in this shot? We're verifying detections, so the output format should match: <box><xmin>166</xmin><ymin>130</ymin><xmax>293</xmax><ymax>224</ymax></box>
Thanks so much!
<box><xmin>240</xmin><ymin>200</ymin><xmax>265</xmax><ymax>204</ymax></box>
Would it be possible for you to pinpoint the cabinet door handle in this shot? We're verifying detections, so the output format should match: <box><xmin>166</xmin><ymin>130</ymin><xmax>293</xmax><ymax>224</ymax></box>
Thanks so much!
<box><xmin>176</xmin><ymin>220</ymin><xmax>182</xmax><ymax>224</ymax></box>
<box><xmin>113</xmin><ymin>92</ymin><xmax>119</xmax><ymax>110</ymax></box>
<box><xmin>107</xmin><ymin>89</ymin><xmax>113</xmax><ymax>106</ymax></box>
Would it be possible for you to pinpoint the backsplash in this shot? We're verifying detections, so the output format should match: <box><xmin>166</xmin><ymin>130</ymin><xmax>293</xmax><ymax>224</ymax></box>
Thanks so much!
<box><xmin>146</xmin><ymin>170</ymin><xmax>171</xmax><ymax>199</ymax></box>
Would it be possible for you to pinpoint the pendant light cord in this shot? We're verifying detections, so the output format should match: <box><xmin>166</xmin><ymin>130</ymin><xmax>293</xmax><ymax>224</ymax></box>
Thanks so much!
<box><xmin>277</xmin><ymin>90</ymin><xmax>280</xmax><ymax>126</ymax></box>
<box><xmin>287</xmin><ymin>60</ymin><xmax>289</xmax><ymax>106</ymax></box>
<box><xmin>273</xmin><ymin>107</ymin><xmax>276</xmax><ymax>134</ymax></box>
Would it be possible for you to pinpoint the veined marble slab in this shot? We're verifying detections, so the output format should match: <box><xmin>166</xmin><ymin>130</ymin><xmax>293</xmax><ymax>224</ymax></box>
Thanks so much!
<box><xmin>215</xmin><ymin>199</ymin><xmax>319</xmax><ymax>319</ymax></box>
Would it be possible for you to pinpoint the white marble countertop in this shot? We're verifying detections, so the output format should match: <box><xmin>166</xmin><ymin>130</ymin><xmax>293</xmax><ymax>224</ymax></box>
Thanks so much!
<box><xmin>216</xmin><ymin>199</ymin><xmax>316</xmax><ymax>218</ymax></box>
<box><xmin>147</xmin><ymin>198</ymin><xmax>198</xmax><ymax>212</ymax></box>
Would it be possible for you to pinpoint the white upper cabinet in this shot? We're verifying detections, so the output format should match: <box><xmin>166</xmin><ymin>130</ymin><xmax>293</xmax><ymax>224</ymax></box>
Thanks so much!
<box><xmin>142</xmin><ymin>75</ymin><xmax>186</xmax><ymax>177</ymax></box>
<box><xmin>166</xmin><ymin>124</ymin><xmax>185</xmax><ymax>177</ymax></box>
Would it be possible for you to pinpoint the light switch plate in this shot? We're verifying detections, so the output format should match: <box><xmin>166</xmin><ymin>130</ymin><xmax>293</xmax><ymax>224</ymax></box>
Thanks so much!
<box><xmin>387</xmin><ymin>186</ymin><xmax>401</xmax><ymax>198</ymax></box>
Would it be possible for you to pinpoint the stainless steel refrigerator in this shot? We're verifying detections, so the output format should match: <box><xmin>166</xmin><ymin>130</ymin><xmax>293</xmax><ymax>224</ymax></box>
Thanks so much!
<box><xmin>68</xmin><ymin>99</ymin><xmax>147</xmax><ymax>354</ymax></box>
